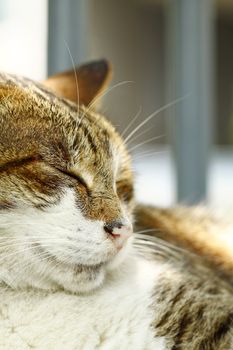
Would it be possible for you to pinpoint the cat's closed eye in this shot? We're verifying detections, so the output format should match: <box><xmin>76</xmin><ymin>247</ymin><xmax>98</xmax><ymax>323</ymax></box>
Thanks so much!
<box><xmin>54</xmin><ymin>167</ymin><xmax>88</xmax><ymax>189</ymax></box>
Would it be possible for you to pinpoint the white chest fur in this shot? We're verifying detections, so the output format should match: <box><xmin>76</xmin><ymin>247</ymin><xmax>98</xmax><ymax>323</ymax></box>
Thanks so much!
<box><xmin>0</xmin><ymin>257</ymin><xmax>166</xmax><ymax>350</ymax></box>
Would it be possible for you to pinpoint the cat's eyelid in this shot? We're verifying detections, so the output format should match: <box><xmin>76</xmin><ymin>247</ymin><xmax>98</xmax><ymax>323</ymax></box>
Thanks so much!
<box><xmin>71</xmin><ymin>168</ymin><xmax>93</xmax><ymax>188</ymax></box>
<box><xmin>55</xmin><ymin>167</ymin><xmax>88</xmax><ymax>188</ymax></box>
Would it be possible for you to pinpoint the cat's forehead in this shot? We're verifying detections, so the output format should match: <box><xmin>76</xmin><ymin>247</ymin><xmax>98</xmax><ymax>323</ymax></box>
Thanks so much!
<box><xmin>0</xmin><ymin>72</ymin><xmax>116</xmax><ymax>138</ymax></box>
<box><xmin>70</xmin><ymin>138</ymin><xmax>123</xmax><ymax>185</ymax></box>
<box><xmin>0</xmin><ymin>73</ymin><xmax>130</xmax><ymax>178</ymax></box>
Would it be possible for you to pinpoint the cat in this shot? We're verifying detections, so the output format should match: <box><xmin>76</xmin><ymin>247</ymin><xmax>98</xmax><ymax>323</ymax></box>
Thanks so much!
<box><xmin>0</xmin><ymin>59</ymin><xmax>233</xmax><ymax>350</ymax></box>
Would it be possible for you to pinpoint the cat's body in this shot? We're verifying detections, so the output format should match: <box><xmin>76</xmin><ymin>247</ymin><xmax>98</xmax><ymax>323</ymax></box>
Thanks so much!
<box><xmin>0</xmin><ymin>61</ymin><xmax>233</xmax><ymax>349</ymax></box>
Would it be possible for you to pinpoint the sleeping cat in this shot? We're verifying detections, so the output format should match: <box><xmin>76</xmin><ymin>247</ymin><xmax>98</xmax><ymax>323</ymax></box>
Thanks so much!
<box><xmin>0</xmin><ymin>60</ymin><xmax>233</xmax><ymax>349</ymax></box>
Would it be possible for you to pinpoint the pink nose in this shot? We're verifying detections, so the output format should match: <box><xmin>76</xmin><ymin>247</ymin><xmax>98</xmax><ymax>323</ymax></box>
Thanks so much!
<box><xmin>104</xmin><ymin>220</ymin><xmax>133</xmax><ymax>247</ymax></box>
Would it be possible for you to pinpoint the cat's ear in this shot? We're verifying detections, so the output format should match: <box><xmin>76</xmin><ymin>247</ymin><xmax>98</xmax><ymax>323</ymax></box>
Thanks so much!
<box><xmin>43</xmin><ymin>59</ymin><xmax>112</xmax><ymax>106</ymax></box>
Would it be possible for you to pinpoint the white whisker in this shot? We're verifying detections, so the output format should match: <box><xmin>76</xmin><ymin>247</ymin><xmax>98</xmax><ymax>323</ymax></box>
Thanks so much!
<box><xmin>121</xmin><ymin>106</ymin><xmax>142</xmax><ymax>138</ymax></box>
<box><xmin>135</xmin><ymin>233</ymin><xmax>188</xmax><ymax>256</ymax></box>
<box><xmin>134</xmin><ymin>229</ymin><xmax>159</xmax><ymax>234</ymax></box>
<box><xmin>0</xmin><ymin>245</ymin><xmax>47</xmax><ymax>264</ymax></box>
<box><xmin>8</xmin><ymin>249</ymin><xmax>51</xmax><ymax>275</ymax></box>
<box><xmin>0</xmin><ymin>237</ymin><xmax>80</xmax><ymax>250</ymax></box>
<box><xmin>132</xmin><ymin>150</ymin><xmax>168</xmax><ymax>162</ymax></box>
<box><xmin>77</xmin><ymin>81</ymin><xmax>134</xmax><ymax>130</ymax></box>
<box><xmin>124</xmin><ymin>96</ymin><xmax>189</xmax><ymax>144</ymax></box>
<box><xmin>64</xmin><ymin>41</ymin><xmax>80</xmax><ymax>110</ymax></box>
<box><xmin>126</xmin><ymin>126</ymin><xmax>152</xmax><ymax>146</ymax></box>
<box><xmin>128</xmin><ymin>135</ymin><xmax>165</xmax><ymax>153</ymax></box>
<box><xmin>86</xmin><ymin>80</ymin><xmax>134</xmax><ymax>113</ymax></box>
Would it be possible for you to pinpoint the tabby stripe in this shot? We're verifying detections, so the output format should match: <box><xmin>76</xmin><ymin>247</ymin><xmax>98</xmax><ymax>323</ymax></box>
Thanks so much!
<box><xmin>82</xmin><ymin>124</ymin><xmax>97</xmax><ymax>153</ymax></box>
<box><xmin>23</xmin><ymin>184</ymin><xmax>54</xmax><ymax>205</ymax></box>
<box><xmin>171</xmin><ymin>313</ymin><xmax>192</xmax><ymax>350</ymax></box>
<box><xmin>0</xmin><ymin>201</ymin><xmax>15</xmax><ymax>210</ymax></box>
<box><xmin>155</xmin><ymin>284</ymin><xmax>186</xmax><ymax>328</ymax></box>
<box><xmin>205</xmin><ymin>312</ymin><xmax>233</xmax><ymax>348</ymax></box>
<box><xmin>0</xmin><ymin>157</ymin><xmax>39</xmax><ymax>172</ymax></box>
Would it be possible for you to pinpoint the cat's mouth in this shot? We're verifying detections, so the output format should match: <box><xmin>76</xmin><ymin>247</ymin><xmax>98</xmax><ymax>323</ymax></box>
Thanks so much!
<box><xmin>32</xmin><ymin>240</ymin><xmax>121</xmax><ymax>269</ymax></box>
<box><xmin>30</xmin><ymin>241</ymin><xmax>120</xmax><ymax>293</ymax></box>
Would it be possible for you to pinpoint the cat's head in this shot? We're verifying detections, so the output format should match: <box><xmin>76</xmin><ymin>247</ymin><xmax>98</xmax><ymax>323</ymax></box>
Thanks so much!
<box><xmin>0</xmin><ymin>60</ymin><xmax>134</xmax><ymax>293</ymax></box>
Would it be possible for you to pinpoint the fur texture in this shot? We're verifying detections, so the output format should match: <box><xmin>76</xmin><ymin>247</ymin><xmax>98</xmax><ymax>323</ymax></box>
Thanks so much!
<box><xmin>0</xmin><ymin>71</ymin><xmax>133</xmax><ymax>294</ymax></box>
<box><xmin>0</xmin><ymin>64</ymin><xmax>233</xmax><ymax>349</ymax></box>
<box><xmin>0</xmin><ymin>257</ymin><xmax>166</xmax><ymax>350</ymax></box>
<box><xmin>135</xmin><ymin>204</ymin><xmax>233</xmax><ymax>282</ymax></box>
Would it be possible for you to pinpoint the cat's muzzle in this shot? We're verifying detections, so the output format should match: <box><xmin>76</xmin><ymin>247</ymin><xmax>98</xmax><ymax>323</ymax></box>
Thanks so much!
<box><xmin>104</xmin><ymin>219</ymin><xmax>133</xmax><ymax>249</ymax></box>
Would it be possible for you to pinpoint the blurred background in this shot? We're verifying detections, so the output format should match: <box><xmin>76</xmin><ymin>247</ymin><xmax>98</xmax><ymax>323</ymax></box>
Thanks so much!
<box><xmin>0</xmin><ymin>0</ymin><xmax>233</xmax><ymax>210</ymax></box>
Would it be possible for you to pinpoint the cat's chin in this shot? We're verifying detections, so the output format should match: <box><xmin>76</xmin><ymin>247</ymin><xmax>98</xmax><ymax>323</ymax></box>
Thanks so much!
<box><xmin>47</xmin><ymin>245</ymin><xmax>132</xmax><ymax>294</ymax></box>
<box><xmin>0</xmin><ymin>233</ymin><xmax>132</xmax><ymax>295</ymax></box>
<box><xmin>36</xmin><ymin>241</ymin><xmax>132</xmax><ymax>294</ymax></box>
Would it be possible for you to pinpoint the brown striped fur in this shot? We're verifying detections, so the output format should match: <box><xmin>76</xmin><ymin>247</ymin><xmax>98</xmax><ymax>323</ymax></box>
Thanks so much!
<box><xmin>153</xmin><ymin>265</ymin><xmax>233</xmax><ymax>349</ymax></box>
<box><xmin>135</xmin><ymin>205</ymin><xmax>233</xmax><ymax>283</ymax></box>
<box><xmin>0</xmin><ymin>67</ymin><xmax>133</xmax><ymax>223</ymax></box>
<box><xmin>1</xmin><ymin>60</ymin><xmax>233</xmax><ymax>349</ymax></box>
